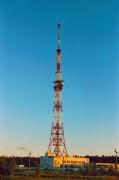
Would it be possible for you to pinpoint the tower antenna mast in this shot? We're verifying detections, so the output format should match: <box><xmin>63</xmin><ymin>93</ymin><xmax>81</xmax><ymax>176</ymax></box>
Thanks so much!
<box><xmin>48</xmin><ymin>24</ymin><xmax>68</xmax><ymax>156</ymax></box>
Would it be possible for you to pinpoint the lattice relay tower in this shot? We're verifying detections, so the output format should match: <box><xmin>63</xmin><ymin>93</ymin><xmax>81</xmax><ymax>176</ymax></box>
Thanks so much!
<box><xmin>47</xmin><ymin>24</ymin><xmax>68</xmax><ymax>156</ymax></box>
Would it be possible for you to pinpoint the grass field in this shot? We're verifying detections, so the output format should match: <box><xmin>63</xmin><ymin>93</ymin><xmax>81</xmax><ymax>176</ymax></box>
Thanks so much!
<box><xmin>0</xmin><ymin>176</ymin><xmax>119</xmax><ymax>180</ymax></box>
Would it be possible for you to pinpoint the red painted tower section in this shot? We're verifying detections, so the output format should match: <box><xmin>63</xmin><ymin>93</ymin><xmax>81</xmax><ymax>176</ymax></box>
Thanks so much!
<box><xmin>47</xmin><ymin>24</ymin><xmax>68</xmax><ymax>156</ymax></box>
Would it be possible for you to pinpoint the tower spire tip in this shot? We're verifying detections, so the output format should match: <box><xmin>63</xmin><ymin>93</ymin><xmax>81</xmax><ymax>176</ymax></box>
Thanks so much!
<box><xmin>58</xmin><ymin>24</ymin><xmax>61</xmax><ymax>49</ymax></box>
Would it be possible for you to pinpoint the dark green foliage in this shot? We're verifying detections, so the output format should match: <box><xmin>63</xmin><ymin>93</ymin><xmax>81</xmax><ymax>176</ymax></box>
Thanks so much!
<box><xmin>0</xmin><ymin>156</ymin><xmax>39</xmax><ymax>175</ymax></box>
<box><xmin>85</xmin><ymin>155</ymin><xmax>119</xmax><ymax>164</ymax></box>
<box><xmin>0</xmin><ymin>155</ymin><xmax>119</xmax><ymax>177</ymax></box>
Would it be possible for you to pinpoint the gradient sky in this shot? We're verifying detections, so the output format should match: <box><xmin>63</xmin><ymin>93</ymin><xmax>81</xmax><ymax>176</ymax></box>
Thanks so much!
<box><xmin>0</xmin><ymin>0</ymin><xmax>119</xmax><ymax>156</ymax></box>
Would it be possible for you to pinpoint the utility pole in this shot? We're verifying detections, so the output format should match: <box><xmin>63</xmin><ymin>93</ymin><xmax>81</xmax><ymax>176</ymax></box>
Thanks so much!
<box><xmin>28</xmin><ymin>150</ymin><xmax>32</xmax><ymax>175</ymax></box>
<box><xmin>114</xmin><ymin>148</ymin><xmax>119</xmax><ymax>169</ymax></box>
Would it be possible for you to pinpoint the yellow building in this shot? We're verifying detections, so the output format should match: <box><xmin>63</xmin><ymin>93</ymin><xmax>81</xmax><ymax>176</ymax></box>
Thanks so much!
<box><xmin>40</xmin><ymin>152</ymin><xmax>89</xmax><ymax>169</ymax></box>
<box><xmin>96</xmin><ymin>163</ymin><xmax>119</xmax><ymax>169</ymax></box>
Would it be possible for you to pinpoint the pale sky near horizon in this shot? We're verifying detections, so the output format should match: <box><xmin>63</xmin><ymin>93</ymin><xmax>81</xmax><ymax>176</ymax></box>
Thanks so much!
<box><xmin>0</xmin><ymin>0</ymin><xmax>119</xmax><ymax>156</ymax></box>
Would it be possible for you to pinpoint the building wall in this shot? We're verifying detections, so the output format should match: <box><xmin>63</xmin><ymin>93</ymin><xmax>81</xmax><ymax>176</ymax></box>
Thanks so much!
<box><xmin>54</xmin><ymin>156</ymin><xmax>89</xmax><ymax>167</ymax></box>
<box><xmin>40</xmin><ymin>156</ymin><xmax>89</xmax><ymax>169</ymax></box>
<box><xmin>40</xmin><ymin>156</ymin><xmax>54</xmax><ymax>169</ymax></box>
<box><xmin>96</xmin><ymin>163</ymin><xmax>119</xmax><ymax>169</ymax></box>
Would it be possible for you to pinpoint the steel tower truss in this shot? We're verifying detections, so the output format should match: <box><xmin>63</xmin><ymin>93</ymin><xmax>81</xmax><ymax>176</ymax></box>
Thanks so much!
<box><xmin>48</xmin><ymin>24</ymin><xmax>68</xmax><ymax>156</ymax></box>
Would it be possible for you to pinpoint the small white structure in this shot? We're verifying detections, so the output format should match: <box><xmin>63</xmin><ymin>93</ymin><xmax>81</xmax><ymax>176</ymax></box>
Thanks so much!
<box><xmin>16</xmin><ymin>164</ymin><xmax>25</xmax><ymax>169</ymax></box>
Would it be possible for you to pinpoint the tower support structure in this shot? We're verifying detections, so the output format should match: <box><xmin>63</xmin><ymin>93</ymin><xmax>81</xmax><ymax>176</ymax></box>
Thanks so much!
<box><xmin>47</xmin><ymin>24</ymin><xmax>68</xmax><ymax>156</ymax></box>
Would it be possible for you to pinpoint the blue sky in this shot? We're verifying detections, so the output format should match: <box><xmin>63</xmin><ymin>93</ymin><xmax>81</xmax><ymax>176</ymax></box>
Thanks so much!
<box><xmin>0</xmin><ymin>0</ymin><xmax>119</xmax><ymax>156</ymax></box>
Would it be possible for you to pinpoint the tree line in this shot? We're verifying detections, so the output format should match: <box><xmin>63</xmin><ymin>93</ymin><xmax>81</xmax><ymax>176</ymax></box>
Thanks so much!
<box><xmin>0</xmin><ymin>156</ymin><xmax>39</xmax><ymax>175</ymax></box>
<box><xmin>85</xmin><ymin>155</ymin><xmax>119</xmax><ymax>163</ymax></box>
<box><xmin>0</xmin><ymin>155</ymin><xmax>118</xmax><ymax>175</ymax></box>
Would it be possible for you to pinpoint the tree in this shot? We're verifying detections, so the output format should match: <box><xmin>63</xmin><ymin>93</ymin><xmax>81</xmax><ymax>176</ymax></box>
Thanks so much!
<box><xmin>8</xmin><ymin>156</ymin><xmax>16</xmax><ymax>175</ymax></box>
